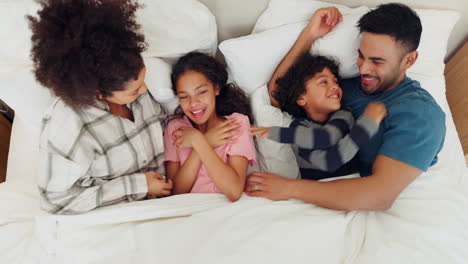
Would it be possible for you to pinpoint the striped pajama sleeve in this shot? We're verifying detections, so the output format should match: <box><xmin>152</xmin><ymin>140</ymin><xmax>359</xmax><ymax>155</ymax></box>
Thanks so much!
<box><xmin>268</xmin><ymin>113</ymin><xmax>379</xmax><ymax>173</ymax></box>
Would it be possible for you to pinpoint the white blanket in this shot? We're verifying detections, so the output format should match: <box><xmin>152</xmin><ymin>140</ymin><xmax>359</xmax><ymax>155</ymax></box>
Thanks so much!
<box><xmin>1</xmin><ymin>166</ymin><xmax>468</xmax><ymax>264</ymax></box>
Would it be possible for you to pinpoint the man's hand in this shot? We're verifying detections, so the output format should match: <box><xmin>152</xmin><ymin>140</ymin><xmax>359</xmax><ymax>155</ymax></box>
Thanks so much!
<box><xmin>245</xmin><ymin>171</ymin><xmax>295</xmax><ymax>201</ymax></box>
<box><xmin>145</xmin><ymin>171</ymin><xmax>173</xmax><ymax>197</ymax></box>
<box><xmin>307</xmin><ymin>7</ymin><xmax>343</xmax><ymax>40</ymax></box>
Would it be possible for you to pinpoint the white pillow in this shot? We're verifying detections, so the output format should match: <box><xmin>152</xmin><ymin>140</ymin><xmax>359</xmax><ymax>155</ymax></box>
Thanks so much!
<box><xmin>253</xmin><ymin>0</ymin><xmax>460</xmax><ymax>80</ymax></box>
<box><xmin>0</xmin><ymin>66</ymin><xmax>55</xmax><ymax>137</ymax></box>
<box><xmin>0</xmin><ymin>0</ymin><xmax>216</xmax><ymax>134</ymax></box>
<box><xmin>252</xmin><ymin>0</ymin><xmax>352</xmax><ymax>33</ymax></box>
<box><xmin>219</xmin><ymin>6</ymin><xmax>368</xmax><ymax>95</ymax></box>
<box><xmin>0</xmin><ymin>0</ymin><xmax>217</xmax><ymax>65</ymax></box>
<box><xmin>251</xmin><ymin>85</ymin><xmax>297</xmax><ymax>179</ymax></box>
<box><xmin>138</xmin><ymin>0</ymin><xmax>218</xmax><ymax>61</ymax></box>
<box><xmin>0</xmin><ymin>0</ymin><xmax>40</xmax><ymax>66</ymax></box>
<box><xmin>144</xmin><ymin>57</ymin><xmax>179</xmax><ymax>114</ymax></box>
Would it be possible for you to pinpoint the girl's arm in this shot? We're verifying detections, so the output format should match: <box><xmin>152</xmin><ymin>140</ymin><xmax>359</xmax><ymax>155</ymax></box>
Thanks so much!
<box><xmin>174</xmin><ymin>127</ymin><xmax>248</xmax><ymax>202</ymax></box>
<box><xmin>192</xmin><ymin>134</ymin><xmax>248</xmax><ymax>202</ymax></box>
<box><xmin>166</xmin><ymin>119</ymin><xmax>241</xmax><ymax>194</ymax></box>
<box><xmin>165</xmin><ymin>151</ymin><xmax>202</xmax><ymax>194</ymax></box>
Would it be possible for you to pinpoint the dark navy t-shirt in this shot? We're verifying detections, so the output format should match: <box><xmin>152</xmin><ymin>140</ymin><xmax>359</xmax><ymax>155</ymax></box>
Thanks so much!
<box><xmin>341</xmin><ymin>76</ymin><xmax>446</xmax><ymax>176</ymax></box>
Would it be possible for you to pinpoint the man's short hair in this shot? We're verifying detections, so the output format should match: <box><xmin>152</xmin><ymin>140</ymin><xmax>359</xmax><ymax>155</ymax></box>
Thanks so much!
<box><xmin>357</xmin><ymin>3</ymin><xmax>422</xmax><ymax>53</ymax></box>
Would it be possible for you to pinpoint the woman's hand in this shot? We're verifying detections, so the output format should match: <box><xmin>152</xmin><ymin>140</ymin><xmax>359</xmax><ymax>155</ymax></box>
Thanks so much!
<box><xmin>145</xmin><ymin>171</ymin><xmax>173</xmax><ymax>197</ymax></box>
<box><xmin>245</xmin><ymin>171</ymin><xmax>295</xmax><ymax>201</ymax></box>
<box><xmin>173</xmin><ymin>127</ymin><xmax>203</xmax><ymax>150</ymax></box>
<box><xmin>250</xmin><ymin>126</ymin><xmax>270</xmax><ymax>140</ymax></box>
<box><xmin>204</xmin><ymin>119</ymin><xmax>240</xmax><ymax>148</ymax></box>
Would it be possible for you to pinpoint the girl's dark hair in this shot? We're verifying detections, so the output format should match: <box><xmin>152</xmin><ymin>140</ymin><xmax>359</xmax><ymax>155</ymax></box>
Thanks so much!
<box><xmin>171</xmin><ymin>52</ymin><xmax>254</xmax><ymax>125</ymax></box>
<box><xmin>274</xmin><ymin>53</ymin><xmax>340</xmax><ymax>119</ymax></box>
<box><xmin>28</xmin><ymin>0</ymin><xmax>147</xmax><ymax>109</ymax></box>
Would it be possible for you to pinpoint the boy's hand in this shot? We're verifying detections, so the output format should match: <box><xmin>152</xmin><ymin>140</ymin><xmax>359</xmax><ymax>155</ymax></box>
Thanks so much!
<box><xmin>250</xmin><ymin>126</ymin><xmax>270</xmax><ymax>140</ymax></box>
<box><xmin>204</xmin><ymin>119</ymin><xmax>240</xmax><ymax>148</ymax></box>
<box><xmin>306</xmin><ymin>7</ymin><xmax>343</xmax><ymax>40</ymax></box>
<box><xmin>364</xmin><ymin>102</ymin><xmax>387</xmax><ymax>124</ymax></box>
<box><xmin>145</xmin><ymin>171</ymin><xmax>173</xmax><ymax>197</ymax></box>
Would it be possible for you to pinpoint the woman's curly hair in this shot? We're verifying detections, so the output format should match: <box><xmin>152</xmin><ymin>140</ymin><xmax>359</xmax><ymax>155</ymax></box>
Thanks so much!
<box><xmin>273</xmin><ymin>53</ymin><xmax>340</xmax><ymax>119</ymax></box>
<box><xmin>170</xmin><ymin>52</ymin><xmax>254</xmax><ymax>125</ymax></box>
<box><xmin>28</xmin><ymin>0</ymin><xmax>147</xmax><ymax>109</ymax></box>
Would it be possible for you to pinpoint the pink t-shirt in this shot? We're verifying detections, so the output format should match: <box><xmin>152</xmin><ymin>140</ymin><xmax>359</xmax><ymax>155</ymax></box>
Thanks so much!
<box><xmin>164</xmin><ymin>113</ymin><xmax>256</xmax><ymax>193</ymax></box>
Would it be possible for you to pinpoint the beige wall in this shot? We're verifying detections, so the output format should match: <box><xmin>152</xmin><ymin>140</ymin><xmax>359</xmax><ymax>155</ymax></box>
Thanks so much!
<box><xmin>200</xmin><ymin>0</ymin><xmax>467</xmax><ymax>60</ymax></box>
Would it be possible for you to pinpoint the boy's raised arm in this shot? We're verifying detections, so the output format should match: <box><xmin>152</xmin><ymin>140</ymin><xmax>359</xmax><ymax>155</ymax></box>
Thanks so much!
<box><xmin>268</xmin><ymin>7</ymin><xmax>342</xmax><ymax>107</ymax></box>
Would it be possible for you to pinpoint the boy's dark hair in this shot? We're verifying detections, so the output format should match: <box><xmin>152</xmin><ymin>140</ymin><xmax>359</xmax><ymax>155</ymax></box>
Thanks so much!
<box><xmin>274</xmin><ymin>53</ymin><xmax>340</xmax><ymax>119</ymax></box>
<box><xmin>171</xmin><ymin>52</ymin><xmax>254</xmax><ymax>125</ymax></box>
<box><xmin>28</xmin><ymin>0</ymin><xmax>147</xmax><ymax>109</ymax></box>
<box><xmin>357</xmin><ymin>3</ymin><xmax>422</xmax><ymax>53</ymax></box>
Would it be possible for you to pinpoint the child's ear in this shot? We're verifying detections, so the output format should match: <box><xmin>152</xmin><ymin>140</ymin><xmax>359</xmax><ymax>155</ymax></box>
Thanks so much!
<box><xmin>296</xmin><ymin>95</ymin><xmax>306</xmax><ymax>107</ymax></box>
<box><xmin>215</xmin><ymin>85</ymin><xmax>220</xmax><ymax>96</ymax></box>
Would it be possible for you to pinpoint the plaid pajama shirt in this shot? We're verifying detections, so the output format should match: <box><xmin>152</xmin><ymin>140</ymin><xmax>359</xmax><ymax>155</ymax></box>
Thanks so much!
<box><xmin>37</xmin><ymin>91</ymin><xmax>167</xmax><ymax>214</ymax></box>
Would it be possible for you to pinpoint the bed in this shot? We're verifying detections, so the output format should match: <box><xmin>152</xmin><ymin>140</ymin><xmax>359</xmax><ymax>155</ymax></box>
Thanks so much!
<box><xmin>1</xmin><ymin>0</ymin><xmax>468</xmax><ymax>263</ymax></box>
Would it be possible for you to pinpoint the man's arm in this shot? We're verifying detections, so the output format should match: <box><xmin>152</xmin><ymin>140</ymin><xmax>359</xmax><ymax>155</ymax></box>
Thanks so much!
<box><xmin>246</xmin><ymin>154</ymin><xmax>421</xmax><ymax>211</ymax></box>
<box><xmin>268</xmin><ymin>7</ymin><xmax>342</xmax><ymax>107</ymax></box>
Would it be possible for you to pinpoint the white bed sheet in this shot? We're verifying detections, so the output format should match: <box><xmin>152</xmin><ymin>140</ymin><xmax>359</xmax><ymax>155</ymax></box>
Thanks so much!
<box><xmin>1</xmin><ymin>167</ymin><xmax>468</xmax><ymax>264</ymax></box>
<box><xmin>2</xmin><ymin>107</ymin><xmax>468</xmax><ymax>263</ymax></box>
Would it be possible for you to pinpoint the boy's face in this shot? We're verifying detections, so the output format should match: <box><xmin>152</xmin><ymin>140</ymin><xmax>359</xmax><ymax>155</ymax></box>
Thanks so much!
<box><xmin>297</xmin><ymin>67</ymin><xmax>342</xmax><ymax>120</ymax></box>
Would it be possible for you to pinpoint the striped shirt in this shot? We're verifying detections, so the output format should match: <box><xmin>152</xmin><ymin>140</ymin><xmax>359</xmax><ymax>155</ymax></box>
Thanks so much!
<box><xmin>38</xmin><ymin>91</ymin><xmax>167</xmax><ymax>214</ymax></box>
<box><xmin>268</xmin><ymin>109</ymin><xmax>378</xmax><ymax>180</ymax></box>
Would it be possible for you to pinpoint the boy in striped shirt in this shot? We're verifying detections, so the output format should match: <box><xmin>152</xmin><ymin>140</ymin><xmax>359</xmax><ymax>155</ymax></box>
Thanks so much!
<box><xmin>252</xmin><ymin>53</ymin><xmax>386</xmax><ymax>180</ymax></box>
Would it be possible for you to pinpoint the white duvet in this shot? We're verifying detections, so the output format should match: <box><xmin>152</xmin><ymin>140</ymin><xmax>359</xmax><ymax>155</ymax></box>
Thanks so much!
<box><xmin>1</xmin><ymin>158</ymin><xmax>468</xmax><ymax>264</ymax></box>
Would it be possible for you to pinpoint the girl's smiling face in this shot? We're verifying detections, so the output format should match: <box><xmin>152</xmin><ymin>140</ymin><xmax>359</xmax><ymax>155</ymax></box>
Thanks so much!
<box><xmin>176</xmin><ymin>70</ymin><xmax>219</xmax><ymax>127</ymax></box>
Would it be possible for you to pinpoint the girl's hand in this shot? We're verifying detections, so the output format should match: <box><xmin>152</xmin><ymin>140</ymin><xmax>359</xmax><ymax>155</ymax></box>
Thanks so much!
<box><xmin>173</xmin><ymin>127</ymin><xmax>203</xmax><ymax>150</ymax></box>
<box><xmin>250</xmin><ymin>126</ymin><xmax>270</xmax><ymax>140</ymax></box>
<box><xmin>204</xmin><ymin>119</ymin><xmax>240</xmax><ymax>148</ymax></box>
<box><xmin>145</xmin><ymin>171</ymin><xmax>173</xmax><ymax>197</ymax></box>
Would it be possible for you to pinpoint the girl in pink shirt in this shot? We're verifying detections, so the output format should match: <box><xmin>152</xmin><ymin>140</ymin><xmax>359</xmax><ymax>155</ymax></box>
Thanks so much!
<box><xmin>164</xmin><ymin>52</ymin><xmax>257</xmax><ymax>202</ymax></box>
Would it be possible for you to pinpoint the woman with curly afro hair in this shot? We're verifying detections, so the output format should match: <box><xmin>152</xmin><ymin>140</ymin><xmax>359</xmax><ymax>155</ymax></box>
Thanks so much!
<box><xmin>29</xmin><ymin>0</ymin><xmax>172</xmax><ymax>214</ymax></box>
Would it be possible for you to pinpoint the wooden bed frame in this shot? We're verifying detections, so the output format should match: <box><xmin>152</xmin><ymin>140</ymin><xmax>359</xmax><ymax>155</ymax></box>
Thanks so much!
<box><xmin>445</xmin><ymin>42</ymin><xmax>468</xmax><ymax>165</ymax></box>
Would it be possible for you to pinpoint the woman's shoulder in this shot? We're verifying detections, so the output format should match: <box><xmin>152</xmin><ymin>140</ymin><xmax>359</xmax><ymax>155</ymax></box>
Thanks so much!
<box><xmin>44</xmin><ymin>98</ymin><xmax>82</xmax><ymax>127</ymax></box>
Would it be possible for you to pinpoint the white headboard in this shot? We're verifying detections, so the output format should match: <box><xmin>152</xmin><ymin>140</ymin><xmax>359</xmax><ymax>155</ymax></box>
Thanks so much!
<box><xmin>200</xmin><ymin>0</ymin><xmax>467</xmax><ymax>61</ymax></box>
